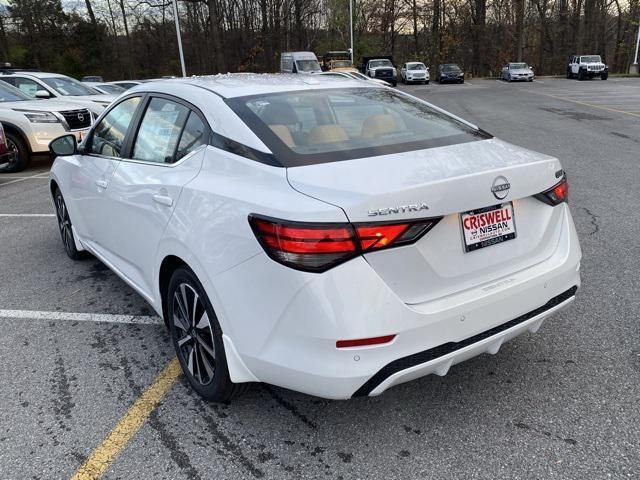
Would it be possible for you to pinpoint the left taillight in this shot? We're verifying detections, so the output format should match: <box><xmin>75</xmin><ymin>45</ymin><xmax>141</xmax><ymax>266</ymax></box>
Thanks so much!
<box><xmin>534</xmin><ymin>177</ymin><xmax>568</xmax><ymax>206</ymax></box>
<box><xmin>249</xmin><ymin>215</ymin><xmax>441</xmax><ymax>273</ymax></box>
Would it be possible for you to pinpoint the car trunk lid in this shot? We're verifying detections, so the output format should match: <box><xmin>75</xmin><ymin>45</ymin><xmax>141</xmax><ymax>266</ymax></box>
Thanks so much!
<box><xmin>287</xmin><ymin>138</ymin><xmax>565</xmax><ymax>304</ymax></box>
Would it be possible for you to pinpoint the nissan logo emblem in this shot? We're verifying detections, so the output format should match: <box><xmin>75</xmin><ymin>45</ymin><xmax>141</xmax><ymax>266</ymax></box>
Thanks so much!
<box><xmin>491</xmin><ymin>176</ymin><xmax>511</xmax><ymax>200</ymax></box>
<box><xmin>77</xmin><ymin>112</ymin><xmax>84</xmax><ymax>122</ymax></box>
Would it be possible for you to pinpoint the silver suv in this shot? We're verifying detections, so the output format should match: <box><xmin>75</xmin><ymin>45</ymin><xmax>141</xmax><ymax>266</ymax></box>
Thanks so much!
<box><xmin>0</xmin><ymin>81</ymin><xmax>93</xmax><ymax>172</ymax></box>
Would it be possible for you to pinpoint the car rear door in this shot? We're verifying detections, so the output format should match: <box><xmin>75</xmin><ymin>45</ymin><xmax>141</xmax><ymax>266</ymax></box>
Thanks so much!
<box><xmin>98</xmin><ymin>94</ymin><xmax>209</xmax><ymax>297</ymax></box>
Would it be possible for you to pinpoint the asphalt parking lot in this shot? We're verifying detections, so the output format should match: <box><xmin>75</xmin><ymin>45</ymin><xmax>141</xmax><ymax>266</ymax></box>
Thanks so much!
<box><xmin>1</xmin><ymin>77</ymin><xmax>639</xmax><ymax>479</ymax></box>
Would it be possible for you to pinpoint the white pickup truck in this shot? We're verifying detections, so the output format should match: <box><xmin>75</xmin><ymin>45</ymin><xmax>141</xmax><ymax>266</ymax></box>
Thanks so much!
<box><xmin>567</xmin><ymin>55</ymin><xmax>608</xmax><ymax>80</ymax></box>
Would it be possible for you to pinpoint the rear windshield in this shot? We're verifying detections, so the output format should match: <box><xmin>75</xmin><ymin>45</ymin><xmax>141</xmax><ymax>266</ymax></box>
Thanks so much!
<box><xmin>227</xmin><ymin>88</ymin><xmax>488</xmax><ymax>167</ymax></box>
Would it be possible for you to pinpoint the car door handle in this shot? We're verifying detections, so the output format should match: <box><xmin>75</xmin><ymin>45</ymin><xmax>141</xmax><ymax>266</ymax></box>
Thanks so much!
<box><xmin>95</xmin><ymin>179</ymin><xmax>108</xmax><ymax>189</ymax></box>
<box><xmin>152</xmin><ymin>194</ymin><xmax>173</xmax><ymax>207</ymax></box>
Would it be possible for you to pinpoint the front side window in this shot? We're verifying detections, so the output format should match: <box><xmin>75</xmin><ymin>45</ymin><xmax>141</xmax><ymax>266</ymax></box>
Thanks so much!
<box><xmin>90</xmin><ymin>97</ymin><xmax>142</xmax><ymax>157</ymax></box>
<box><xmin>229</xmin><ymin>88</ymin><xmax>486</xmax><ymax>166</ymax></box>
<box><xmin>132</xmin><ymin>98</ymin><xmax>190</xmax><ymax>163</ymax></box>
<box><xmin>42</xmin><ymin>77</ymin><xmax>99</xmax><ymax>96</ymax></box>
<box><xmin>10</xmin><ymin>77</ymin><xmax>42</xmax><ymax>97</ymax></box>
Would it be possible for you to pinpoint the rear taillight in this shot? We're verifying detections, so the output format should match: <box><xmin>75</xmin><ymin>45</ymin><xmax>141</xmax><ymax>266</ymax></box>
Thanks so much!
<box><xmin>534</xmin><ymin>177</ymin><xmax>568</xmax><ymax>206</ymax></box>
<box><xmin>0</xmin><ymin>125</ymin><xmax>6</xmax><ymax>154</ymax></box>
<box><xmin>249</xmin><ymin>215</ymin><xmax>441</xmax><ymax>272</ymax></box>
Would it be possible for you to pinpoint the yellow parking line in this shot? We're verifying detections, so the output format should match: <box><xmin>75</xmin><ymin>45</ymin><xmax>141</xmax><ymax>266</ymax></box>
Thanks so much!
<box><xmin>71</xmin><ymin>357</ymin><xmax>182</xmax><ymax>480</ymax></box>
<box><xmin>529</xmin><ymin>90</ymin><xmax>640</xmax><ymax>118</ymax></box>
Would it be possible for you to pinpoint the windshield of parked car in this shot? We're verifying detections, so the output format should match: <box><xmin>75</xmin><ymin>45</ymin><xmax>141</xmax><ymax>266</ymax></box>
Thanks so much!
<box><xmin>0</xmin><ymin>81</ymin><xmax>30</xmax><ymax>102</ymax></box>
<box><xmin>295</xmin><ymin>60</ymin><xmax>321</xmax><ymax>72</ymax></box>
<box><xmin>228</xmin><ymin>88</ymin><xmax>486</xmax><ymax>166</ymax></box>
<box><xmin>580</xmin><ymin>55</ymin><xmax>601</xmax><ymax>63</ymax></box>
<box><xmin>509</xmin><ymin>63</ymin><xmax>528</xmax><ymax>69</ymax></box>
<box><xmin>369</xmin><ymin>60</ymin><xmax>393</xmax><ymax>68</ymax></box>
<box><xmin>95</xmin><ymin>83</ymin><xmax>125</xmax><ymax>94</ymax></box>
<box><xmin>442</xmin><ymin>64</ymin><xmax>461</xmax><ymax>72</ymax></box>
<box><xmin>408</xmin><ymin>63</ymin><xmax>427</xmax><ymax>70</ymax></box>
<box><xmin>331</xmin><ymin>60</ymin><xmax>352</xmax><ymax>68</ymax></box>
<box><xmin>42</xmin><ymin>77</ymin><xmax>100</xmax><ymax>96</ymax></box>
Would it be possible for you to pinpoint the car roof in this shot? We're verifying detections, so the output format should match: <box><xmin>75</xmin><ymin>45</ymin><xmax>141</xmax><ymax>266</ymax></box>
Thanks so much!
<box><xmin>0</xmin><ymin>71</ymin><xmax>68</xmax><ymax>79</ymax></box>
<box><xmin>130</xmin><ymin>73</ymin><xmax>379</xmax><ymax>99</ymax></box>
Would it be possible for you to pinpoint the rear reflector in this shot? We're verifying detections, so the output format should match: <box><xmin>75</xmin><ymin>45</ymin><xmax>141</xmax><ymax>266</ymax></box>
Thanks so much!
<box><xmin>336</xmin><ymin>335</ymin><xmax>396</xmax><ymax>348</ymax></box>
<box><xmin>534</xmin><ymin>177</ymin><xmax>568</xmax><ymax>206</ymax></box>
<box><xmin>249</xmin><ymin>215</ymin><xmax>442</xmax><ymax>273</ymax></box>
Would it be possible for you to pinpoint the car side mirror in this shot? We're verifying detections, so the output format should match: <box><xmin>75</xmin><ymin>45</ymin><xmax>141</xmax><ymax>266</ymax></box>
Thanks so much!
<box><xmin>35</xmin><ymin>90</ymin><xmax>52</xmax><ymax>99</ymax></box>
<box><xmin>49</xmin><ymin>135</ymin><xmax>77</xmax><ymax>156</ymax></box>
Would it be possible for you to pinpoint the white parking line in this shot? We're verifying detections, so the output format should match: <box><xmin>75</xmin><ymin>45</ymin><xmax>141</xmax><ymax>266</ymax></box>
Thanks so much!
<box><xmin>0</xmin><ymin>172</ymin><xmax>49</xmax><ymax>187</ymax></box>
<box><xmin>0</xmin><ymin>213</ymin><xmax>55</xmax><ymax>217</ymax></box>
<box><xmin>0</xmin><ymin>309</ymin><xmax>163</xmax><ymax>325</ymax></box>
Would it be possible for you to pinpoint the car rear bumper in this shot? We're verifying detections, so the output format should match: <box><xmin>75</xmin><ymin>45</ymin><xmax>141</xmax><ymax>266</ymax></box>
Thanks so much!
<box><xmin>213</xmin><ymin>205</ymin><xmax>581</xmax><ymax>399</ymax></box>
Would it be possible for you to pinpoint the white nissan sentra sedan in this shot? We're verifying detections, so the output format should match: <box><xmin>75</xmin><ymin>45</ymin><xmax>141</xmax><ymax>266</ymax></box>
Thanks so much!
<box><xmin>48</xmin><ymin>74</ymin><xmax>581</xmax><ymax>401</ymax></box>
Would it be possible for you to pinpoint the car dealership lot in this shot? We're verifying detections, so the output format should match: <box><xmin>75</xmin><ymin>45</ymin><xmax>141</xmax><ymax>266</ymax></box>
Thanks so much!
<box><xmin>0</xmin><ymin>78</ymin><xmax>638</xmax><ymax>479</ymax></box>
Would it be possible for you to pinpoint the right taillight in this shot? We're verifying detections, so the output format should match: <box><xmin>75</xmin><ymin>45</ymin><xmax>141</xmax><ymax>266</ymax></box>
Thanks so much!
<box><xmin>534</xmin><ymin>177</ymin><xmax>568</xmax><ymax>206</ymax></box>
<box><xmin>249</xmin><ymin>215</ymin><xmax>441</xmax><ymax>273</ymax></box>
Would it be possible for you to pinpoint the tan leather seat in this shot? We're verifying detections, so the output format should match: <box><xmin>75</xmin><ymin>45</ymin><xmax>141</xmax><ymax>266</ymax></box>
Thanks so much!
<box><xmin>269</xmin><ymin>125</ymin><xmax>296</xmax><ymax>147</ymax></box>
<box><xmin>361</xmin><ymin>114</ymin><xmax>398</xmax><ymax>138</ymax></box>
<box><xmin>308</xmin><ymin>124</ymin><xmax>349</xmax><ymax>145</ymax></box>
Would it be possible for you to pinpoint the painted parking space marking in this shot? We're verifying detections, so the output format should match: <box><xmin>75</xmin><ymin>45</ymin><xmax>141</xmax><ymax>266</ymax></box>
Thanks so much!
<box><xmin>71</xmin><ymin>357</ymin><xmax>181</xmax><ymax>480</ymax></box>
<box><xmin>0</xmin><ymin>213</ymin><xmax>55</xmax><ymax>217</ymax></box>
<box><xmin>528</xmin><ymin>90</ymin><xmax>640</xmax><ymax>118</ymax></box>
<box><xmin>0</xmin><ymin>172</ymin><xmax>49</xmax><ymax>187</ymax></box>
<box><xmin>0</xmin><ymin>309</ymin><xmax>162</xmax><ymax>325</ymax></box>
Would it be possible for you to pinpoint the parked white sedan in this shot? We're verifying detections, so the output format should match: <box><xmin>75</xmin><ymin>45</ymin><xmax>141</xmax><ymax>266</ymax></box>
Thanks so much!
<box><xmin>49</xmin><ymin>74</ymin><xmax>581</xmax><ymax>401</ymax></box>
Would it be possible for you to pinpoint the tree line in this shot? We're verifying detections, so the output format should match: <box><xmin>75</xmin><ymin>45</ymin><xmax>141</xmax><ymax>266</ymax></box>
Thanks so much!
<box><xmin>0</xmin><ymin>0</ymin><xmax>638</xmax><ymax>80</ymax></box>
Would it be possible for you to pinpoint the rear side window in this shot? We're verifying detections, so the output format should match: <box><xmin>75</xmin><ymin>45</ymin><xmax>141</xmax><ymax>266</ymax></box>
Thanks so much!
<box><xmin>228</xmin><ymin>88</ymin><xmax>487</xmax><ymax>166</ymax></box>
<box><xmin>90</xmin><ymin>96</ymin><xmax>141</xmax><ymax>157</ymax></box>
<box><xmin>132</xmin><ymin>98</ymin><xmax>190</xmax><ymax>163</ymax></box>
<box><xmin>176</xmin><ymin>112</ymin><xmax>207</xmax><ymax>160</ymax></box>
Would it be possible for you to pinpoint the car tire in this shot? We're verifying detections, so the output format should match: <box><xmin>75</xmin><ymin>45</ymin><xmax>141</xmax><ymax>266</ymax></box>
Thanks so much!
<box><xmin>168</xmin><ymin>267</ymin><xmax>250</xmax><ymax>402</ymax></box>
<box><xmin>0</xmin><ymin>132</ymin><xmax>30</xmax><ymax>173</ymax></box>
<box><xmin>54</xmin><ymin>187</ymin><xmax>87</xmax><ymax>260</ymax></box>
<box><xmin>507</xmin><ymin>74</ymin><xmax>512</xmax><ymax>82</ymax></box>
<box><xmin>425</xmin><ymin>80</ymin><xmax>429</xmax><ymax>85</ymax></box>
<box><xmin>459</xmin><ymin>79</ymin><xmax>464</xmax><ymax>84</ymax></box>
<box><xmin>578</xmin><ymin>69</ymin><xmax>584</xmax><ymax>80</ymax></box>
<box><xmin>566</xmin><ymin>68</ymin><xmax>572</xmax><ymax>79</ymax></box>
<box><xmin>601</xmin><ymin>72</ymin><xmax>608</xmax><ymax>80</ymax></box>
<box><xmin>391</xmin><ymin>80</ymin><xmax>397</xmax><ymax>87</ymax></box>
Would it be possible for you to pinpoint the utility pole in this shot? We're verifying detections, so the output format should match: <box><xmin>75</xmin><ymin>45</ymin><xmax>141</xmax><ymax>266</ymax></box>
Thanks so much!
<box><xmin>630</xmin><ymin>22</ymin><xmax>640</xmax><ymax>75</ymax></box>
<box><xmin>349</xmin><ymin>0</ymin><xmax>354</xmax><ymax>65</ymax></box>
<box><xmin>172</xmin><ymin>0</ymin><xmax>187</xmax><ymax>77</ymax></box>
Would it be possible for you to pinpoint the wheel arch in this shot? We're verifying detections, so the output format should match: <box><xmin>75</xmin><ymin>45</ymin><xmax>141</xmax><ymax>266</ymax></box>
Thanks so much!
<box><xmin>1</xmin><ymin>122</ymin><xmax>32</xmax><ymax>154</ymax></box>
<box><xmin>157</xmin><ymin>253</ymin><xmax>258</xmax><ymax>383</ymax></box>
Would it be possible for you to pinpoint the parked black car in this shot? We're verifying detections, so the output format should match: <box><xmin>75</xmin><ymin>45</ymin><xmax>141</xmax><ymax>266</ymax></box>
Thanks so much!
<box><xmin>437</xmin><ymin>64</ymin><xmax>465</xmax><ymax>84</ymax></box>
